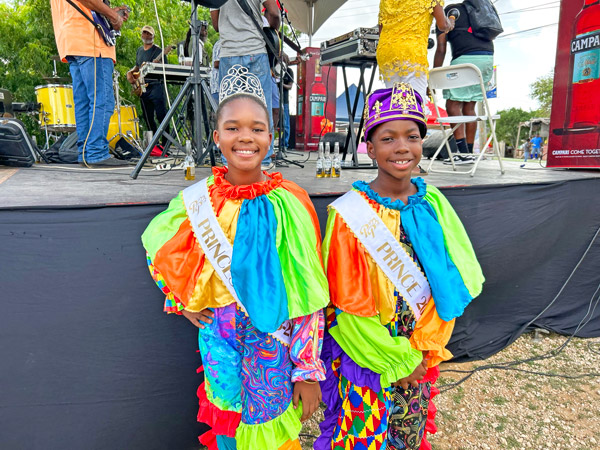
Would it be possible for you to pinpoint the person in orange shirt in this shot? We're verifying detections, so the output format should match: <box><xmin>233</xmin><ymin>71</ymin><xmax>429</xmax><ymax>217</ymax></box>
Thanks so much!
<box><xmin>50</xmin><ymin>0</ymin><xmax>129</xmax><ymax>167</ymax></box>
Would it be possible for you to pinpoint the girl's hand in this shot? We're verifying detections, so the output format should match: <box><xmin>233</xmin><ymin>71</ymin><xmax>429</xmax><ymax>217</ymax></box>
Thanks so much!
<box><xmin>293</xmin><ymin>380</ymin><xmax>322</xmax><ymax>422</ymax></box>
<box><xmin>181</xmin><ymin>309</ymin><xmax>214</xmax><ymax>329</ymax></box>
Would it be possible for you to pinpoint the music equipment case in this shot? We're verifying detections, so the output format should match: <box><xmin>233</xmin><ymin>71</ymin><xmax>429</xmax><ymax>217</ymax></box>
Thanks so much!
<box><xmin>320</xmin><ymin>27</ymin><xmax>379</xmax><ymax>66</ymax></box>
<box><xmin>0</xmin><ymin>118</ymin><xmax>38</xmax><ymax>167</ymax></box>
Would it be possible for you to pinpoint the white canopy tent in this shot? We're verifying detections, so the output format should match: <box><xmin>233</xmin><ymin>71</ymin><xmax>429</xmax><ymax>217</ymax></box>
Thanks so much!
<box><xmin>282</xmin><ymin>0</ymin><xmax>349</xmax><ymax>43</ymax></box>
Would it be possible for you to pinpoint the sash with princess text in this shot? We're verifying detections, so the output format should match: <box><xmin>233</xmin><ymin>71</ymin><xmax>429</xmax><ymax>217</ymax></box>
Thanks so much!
<box><xmin>331</xmin><ymin>190</ymin><xmax>432</xmax><ymax>320</ymax></box>
<box><xmin>183</xmin><ymin>179</ymin><xmax>293</xmax><ymax>344</ymax></box>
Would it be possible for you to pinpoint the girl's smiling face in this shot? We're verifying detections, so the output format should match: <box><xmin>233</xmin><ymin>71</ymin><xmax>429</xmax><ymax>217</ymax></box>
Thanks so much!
<box><xmin>214</xmin><ymin>96</ymin><xmax>272</xmax><ymax>174</ymax></box>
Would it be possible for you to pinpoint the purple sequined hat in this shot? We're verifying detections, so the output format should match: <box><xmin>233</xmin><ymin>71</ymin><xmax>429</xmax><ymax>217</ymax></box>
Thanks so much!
<box><xmin>363</xmin><ymin>82</ymin><xmax>427</xmax><ymax>140</ymax></box>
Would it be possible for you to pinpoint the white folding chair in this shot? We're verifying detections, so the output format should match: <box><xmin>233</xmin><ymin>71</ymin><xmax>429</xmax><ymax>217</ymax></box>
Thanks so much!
<box><xmin>426</xmin><ymin>63</ymin><xmax>504</xmax><ymax>177</ymax></box>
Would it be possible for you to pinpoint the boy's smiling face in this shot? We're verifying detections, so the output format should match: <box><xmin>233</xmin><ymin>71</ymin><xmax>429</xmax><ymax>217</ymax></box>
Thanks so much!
<box><xmin>366</xmin><ymin>119</ymin><xmax>423</xmax><ymax>180</ymax></box>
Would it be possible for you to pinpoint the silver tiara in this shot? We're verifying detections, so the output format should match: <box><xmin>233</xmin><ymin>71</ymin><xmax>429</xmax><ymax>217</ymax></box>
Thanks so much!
<box><xmin>219</xmin><ymin>65</ymin><xmax>267</xmax><ymax>105</ymax></box>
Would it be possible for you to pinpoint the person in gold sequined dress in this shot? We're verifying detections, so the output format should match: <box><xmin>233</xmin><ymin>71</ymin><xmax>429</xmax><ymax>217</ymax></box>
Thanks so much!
<box><xmin>377</xmin><ymin>0</ymin><xmax>454</xmax><ymax>103</ymax></box>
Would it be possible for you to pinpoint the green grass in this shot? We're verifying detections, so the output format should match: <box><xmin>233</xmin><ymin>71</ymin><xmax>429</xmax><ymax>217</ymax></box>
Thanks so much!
<box><xmin>493</xmin><ymin>395</ymin><xmax>507</xmax><ymax>406</ymax></box>
<box><xmin>451</xmin><ymin>386</ymin><xmax>465</xmax><ymax>405</ymax></box>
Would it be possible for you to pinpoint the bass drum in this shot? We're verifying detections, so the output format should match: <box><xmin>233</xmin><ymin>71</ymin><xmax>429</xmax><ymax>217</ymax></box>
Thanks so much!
<box><xmin>107</xmin><ymin>105</ymin><xmax>140</xmax><ymax>148</ymax></box>
<box><xmin>35</xmin><ymin>84</ymin><xmax>76</xmax><ymax>131</ymax></box>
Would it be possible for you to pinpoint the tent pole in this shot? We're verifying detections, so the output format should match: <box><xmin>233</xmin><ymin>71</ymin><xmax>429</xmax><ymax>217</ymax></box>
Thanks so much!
<box><xmin>308</xmin><ymin>2</ymin><xmax>313</xmax><ymax>46</ymax></box>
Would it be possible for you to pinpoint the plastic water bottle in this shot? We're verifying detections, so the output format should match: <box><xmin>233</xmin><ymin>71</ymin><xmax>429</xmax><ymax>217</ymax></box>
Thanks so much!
<box><xmin>316</xmin><ymin>142</ymin><xmax>324</xmax><ymax>178</ymax></box>
<box><xmin>184</xmin><ymin>140</ymin><xmax>195</xmax><ymax>181</ymax></box>
<box><xmin>332</xmin><ymin>141</ymin><xmax>341</xmax><ymax>178</ymax></box>
<box><xmin>323</xmin><ymin>142</ymin><xmax>332</xmax><ymax>177</ymax></box>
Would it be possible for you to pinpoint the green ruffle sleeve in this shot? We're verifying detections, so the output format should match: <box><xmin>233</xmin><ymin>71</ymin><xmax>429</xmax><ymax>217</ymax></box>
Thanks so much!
<box><xmin>329</xmin><ymin>312</ymin><xmax>424</xmax><ymax>388</ymax></box>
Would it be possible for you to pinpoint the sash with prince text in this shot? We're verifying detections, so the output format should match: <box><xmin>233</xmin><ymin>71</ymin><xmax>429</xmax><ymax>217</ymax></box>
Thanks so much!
<box><xmin>331</xmin><ymin>190</ymin><xmax>432</xmax><ymax>320</ymax></box>
<box><xmin>183</xmin><ymin>178</ymin><xmax>293</xmax><ymax>344</ymax></box>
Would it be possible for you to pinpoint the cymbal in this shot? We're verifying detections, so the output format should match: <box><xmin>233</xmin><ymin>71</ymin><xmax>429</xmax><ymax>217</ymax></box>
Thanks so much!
<box><xmin>51</xmin><ymin>55</ymin><xmax>62</xmax><ymax>62</ymax></box>
<box><xmin>42</xmin><ymin>75</ymin><xmax>71</xmax><ymax>82</ymax></box>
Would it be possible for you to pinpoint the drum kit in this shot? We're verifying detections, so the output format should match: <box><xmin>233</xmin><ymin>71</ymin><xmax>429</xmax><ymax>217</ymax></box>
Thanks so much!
<box><xmin>34</xmin><ymin>57</ymin><xmax>141</xmax><ymax>154</ymax></box>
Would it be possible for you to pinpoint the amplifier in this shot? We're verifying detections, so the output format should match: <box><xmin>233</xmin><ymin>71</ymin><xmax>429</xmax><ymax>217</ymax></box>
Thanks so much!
<box><xmin>140</xmin><ymin>63</ymin><xmax>210</xmax><ymax>83</ymax></box>
<box><xmin>0</xmin><ymin>118</ymin><xmax>37</xmax><ymax>167</ymax></box>
<box><xmin>320</xmin><ymin>27</ymin><xmax>379</xmax><ymax>66</ymax></box>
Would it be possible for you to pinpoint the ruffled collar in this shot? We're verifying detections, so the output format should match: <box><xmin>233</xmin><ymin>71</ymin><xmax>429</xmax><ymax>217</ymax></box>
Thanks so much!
<box><xmin>211</xmin><ymin>166</ymin><xmax>283</xmax><ymax>200</ymax></box>
<box><xmin>352</xmin><ymin>178</ymin><xmax>427</xmax><ymax>211</ymax></box>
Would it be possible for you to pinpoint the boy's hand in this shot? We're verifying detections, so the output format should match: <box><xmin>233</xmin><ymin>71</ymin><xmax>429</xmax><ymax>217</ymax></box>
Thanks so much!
<box><xmin>392</xmin><ymin>357</ymin><xmax>428</xmax><ymax>390</ymax></box>
<box><xmin>182</xmin><ymin>309</ymin><xmax>214</xmax><ymax>329</ymax></box>
<box><xmin>293</xmin><ymin>380</ymin><xmax>321</xmax><ymax>422</ymax></box>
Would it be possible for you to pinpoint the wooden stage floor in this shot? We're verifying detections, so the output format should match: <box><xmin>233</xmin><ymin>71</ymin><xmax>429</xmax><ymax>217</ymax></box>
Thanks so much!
<box><xmin>1</xmin><ymin>153</ymin><xmax>598</xmax><ymax>208</ymax></box>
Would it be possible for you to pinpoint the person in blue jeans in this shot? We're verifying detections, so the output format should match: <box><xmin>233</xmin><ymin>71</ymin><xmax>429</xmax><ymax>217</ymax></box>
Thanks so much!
<box><xmin>520</xmin><ymin>137</ymin><xmax>532</xmax><ymax>168</ymax></box>
<box><xmin>50</xmin><ymin>0</ymin><xmax>129</xmax><ymax>167</ymax></box>
<box><xmin>211</xmin><ymin>0</ymin><xmax>280</xmax><ymax>166</ymax></box>
<box><xmin>68</xmin><ymin>56</ymin><xmax>117</xmax><ymax>165</ymax></box>
<box><xmin>531</xmin><ymin>134</ymin><xmax>543</xmax><ymax>159</ymax></box>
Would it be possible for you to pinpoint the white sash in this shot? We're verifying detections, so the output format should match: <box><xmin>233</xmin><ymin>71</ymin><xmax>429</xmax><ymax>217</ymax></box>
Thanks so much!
<box><xmin>183</xmin><ymin>178</ymin><xmax>292</xmax><ymax>345</ymax></box>
<box><xmin>331</xmin><ymin>190</ymin><xmax>432</xmax><ymax>320</ymax></box>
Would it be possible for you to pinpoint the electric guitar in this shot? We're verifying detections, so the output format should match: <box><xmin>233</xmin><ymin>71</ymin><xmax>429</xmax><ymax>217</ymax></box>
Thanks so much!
<box><xmin>129</xmin><ymin>45</ymin><xmax>175</xmax><ymax>97</ymax></box>
<box><xmin>90</xmin><ymin>1</ymin><xmax>130</xmax><ymax>47</ymax></box>
<box><xmin>263</xmin><ymin>27</ymin><xmax>281</xmax><ymax>71</ymax></box>
<box><xmin>66</xmin><ymin>0</ymin><xmax>129</xmax><ymax>47</ymax></box>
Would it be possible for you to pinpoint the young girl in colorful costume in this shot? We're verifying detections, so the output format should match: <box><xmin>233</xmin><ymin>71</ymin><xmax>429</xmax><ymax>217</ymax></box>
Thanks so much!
<box><xmin>315</xmin><ymin>82</ymin><xmax>484</xmax><ymax>450</ymax></box>
<box><xmin>142</xmin><ymin>66</ymin><xmax>330</xmax><ymax>450</ymax></box>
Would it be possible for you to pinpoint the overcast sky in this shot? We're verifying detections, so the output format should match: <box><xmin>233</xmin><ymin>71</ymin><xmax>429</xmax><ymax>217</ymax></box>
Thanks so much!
<box><xmin>286</xmin><ymin>0</ymin><xmax>560</xmax><ymax>114</ymax></box>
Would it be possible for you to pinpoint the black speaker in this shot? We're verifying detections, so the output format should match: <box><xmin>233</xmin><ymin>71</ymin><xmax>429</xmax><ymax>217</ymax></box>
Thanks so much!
<box><xmin>321</xmin><ymin>132</ymin><xmax>348</xmax><ymax>152</ymax></box>
<box><xmin>0</xmin><ymin>118</ymin><xmax>37</xmax><ymax>167</ymax></box>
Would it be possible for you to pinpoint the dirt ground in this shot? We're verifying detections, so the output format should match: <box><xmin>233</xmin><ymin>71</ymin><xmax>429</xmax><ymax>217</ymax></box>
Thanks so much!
<box><xmin>299</xmin><ymin>332</ymin><xmax>600</xmax><ymax>450</ymax></box>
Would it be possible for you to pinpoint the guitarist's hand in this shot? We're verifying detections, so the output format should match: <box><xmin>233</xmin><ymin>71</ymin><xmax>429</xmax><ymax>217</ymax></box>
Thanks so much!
<box><xmin>115</xmin><ymin>5</ymin><xmax>130</xmax><ymax>21</ymax></box>
<box><xmin>108</xmin><ymin>10</ymin><xmax>123</xmax><ymax>31</ymax></box>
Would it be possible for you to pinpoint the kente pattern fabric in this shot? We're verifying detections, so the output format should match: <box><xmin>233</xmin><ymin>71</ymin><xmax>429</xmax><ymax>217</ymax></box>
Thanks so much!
<box><xmin>141</xmin><ymin>167</ymin><xmax>329</xmax><ymax>449</ymax></box>
<box><xmin>377</xmin><ymin>0</ymin><xmax>444</xmax><ymax>82</ymax></box>
<box><xmin>316</xmin><ymin>179</ymin><xmax>482</xmax><ymax>449</ymax></box>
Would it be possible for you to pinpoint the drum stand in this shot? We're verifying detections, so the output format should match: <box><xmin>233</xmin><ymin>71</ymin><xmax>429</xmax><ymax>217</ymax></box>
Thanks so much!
<box><xmin>130</xmin><ymin>6</ymin><xmax>216</xmax><ymax>179</ymax></box>
<box><xmin>108</xmin><ymin>70</ymin><xmax>142</xmax><ymax>153</ymax></box>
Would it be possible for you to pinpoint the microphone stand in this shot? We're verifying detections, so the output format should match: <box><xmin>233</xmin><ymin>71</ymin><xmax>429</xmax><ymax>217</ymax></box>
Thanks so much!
<box><xmin>274</xmin><ymin>1</ymin><xmax>306</xmax><ymax>168</ymax></box>
<box><xmin>130</xmin><ymin>4</ymin><xmax>216</xmax><ymax>179</ymax></box>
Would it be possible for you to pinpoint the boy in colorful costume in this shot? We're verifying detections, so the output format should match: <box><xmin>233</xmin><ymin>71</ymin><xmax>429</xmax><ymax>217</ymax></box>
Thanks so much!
<box><xmin>315</xmin><ymin>82</ymin><xmax>484</xmax><ymax>450</ymax></box>
<box><xmin>142</xmin><ymin>66</ymin><xmax>330</xmax><ymax>450</ymax></box>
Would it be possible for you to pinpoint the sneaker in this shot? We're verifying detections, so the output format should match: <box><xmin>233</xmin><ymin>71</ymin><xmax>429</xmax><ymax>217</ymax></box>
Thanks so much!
<box><xmin>80</xmin><ymin>156</ymin><xmax>129</xmax><ymax>168</ymax></box>
<box><xmin>443</xmin><ymin>154</ymin><xmax>474</xmax><ymax>165</ymax></box>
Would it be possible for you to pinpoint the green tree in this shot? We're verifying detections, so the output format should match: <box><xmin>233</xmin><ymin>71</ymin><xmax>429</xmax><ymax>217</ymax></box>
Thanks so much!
<box><xmin>0</xmin><ymin>0</ymin><xmax>212</xmax><ymax>139</ymax></box>
<box><xmin>495</xmin><ymin>107</ymin><xmax>536</xmax><ymax>148</ymax></box>
<box><xmin>1</xmin><ymin>1</ymin><xmax>302</xmax><ymax>140</ymax></box>
<box><xmin>529</xmin><ymin>71</ymin><xmax>554</xmax><ymax>117</ymax></box>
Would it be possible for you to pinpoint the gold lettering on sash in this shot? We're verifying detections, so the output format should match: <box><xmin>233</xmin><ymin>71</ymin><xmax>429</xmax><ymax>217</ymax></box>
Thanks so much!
<box><xmin>360</xmin><ymin>218</ymin><xmax>379</xmax><ymax>238</ymax></box>
<box><xmin>377</xmin><ymin>243</ymin><xmax>423</xmax><ymax>299</ymax></box>
<box><xmin>416</xmin><ymin>296</ymin><xmax>428</xmax><ymax>314</ymax></box>
<box><xmin>187</xmin><ymin>196</ymin><xmax>207</xmax><ymax>214</ymax></box>
<box><xmin>196</xmin><ymin>218</ymin><xmax>233</xmax><ymax>285</ymax></box>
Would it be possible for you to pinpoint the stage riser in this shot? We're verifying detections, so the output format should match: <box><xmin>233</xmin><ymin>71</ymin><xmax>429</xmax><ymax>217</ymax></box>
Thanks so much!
<box><xmin>1</xmin><ymin>178</ymin><xmax>599</xmax><ymax>449</ymax></box>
